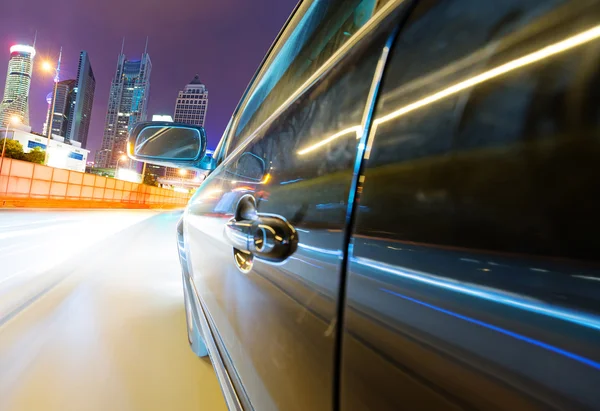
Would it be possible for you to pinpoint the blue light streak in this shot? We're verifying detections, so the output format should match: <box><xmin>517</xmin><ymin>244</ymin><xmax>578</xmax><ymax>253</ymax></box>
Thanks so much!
<box><xmin>280</xmin><ymin>178</ymin><xmax>304</xmax><ymax>185</ymax></box>
<box><xmin>381</xmin><ymin>288</ymin><xmax>600</xmax><ymax>371</ymax></box>
<box><xmin>298</xmin><ymin>243</ymin><xmax>342</xmax><ymax>257</ymax></box>
<box><xmin>353</xmin><ymin>257</ymin><xmax>600</xmax><ymax>332</ymax></box>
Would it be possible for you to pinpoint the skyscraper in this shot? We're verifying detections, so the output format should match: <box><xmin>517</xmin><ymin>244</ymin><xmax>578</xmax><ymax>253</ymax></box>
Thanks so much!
<box><xmin>43</xmin><ymin>79</ymin><xmax>77</xmax><ymax>137</ymax></box>
<box><xmin>67</xmin><ymin>51</ymin><xmax>95</xmax><ymax>148</ymax></box>
<box><xmin>166</xmin><ymin>75</ymin><xmax>208</xmax><ymax>180</ymax></box>
<box><xmin>173</xmin><ymin>75</ymin><xmax>208</xmax><ymax>126</ymax></box>
<box><xmin>95</xmin><ymin>44</ymin><xmax>151</xmax><ymax>168</ymax></box>
<box><xmin>0</xmin><ymin>45</ymin><xmax>36</xmax><ymax>127</ymax></box>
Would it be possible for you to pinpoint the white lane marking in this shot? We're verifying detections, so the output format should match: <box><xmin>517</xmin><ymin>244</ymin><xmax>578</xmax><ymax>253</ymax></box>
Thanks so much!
<box><xmin>0</xmin><ymin>223</ymin><xmax>79</xmax><ymax>241</ymax></box>
<box><xmin>0</xmin><ymin>218</ymin><xmax>77</xmax><ymax>230</ymax></box>
<box><xmin>0</xmin><ymin>268</ymin><xmax>31</xmax><ymax>285</ymax></box>
<box><xmin>1</xmin><ymin>243</ymin><xmax>45</xmax><ymax>259</ymax></box>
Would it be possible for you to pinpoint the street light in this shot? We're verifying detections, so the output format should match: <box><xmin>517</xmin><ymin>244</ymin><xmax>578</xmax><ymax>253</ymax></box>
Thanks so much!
<box><xmin>40</xmin><ymin>47</ymin><xmax>63</xmax><ymax>166</ymax></box>
<box><xmin>178</xmin><ymin>168</ymin><xmax>187</xmax><ymax>190</ymax></box>
<box><xmin>41</xmin><ymin>61</ymin><xmax>53</xmax><ymax>72</ymax></box>
<box><xmin>115</xmin><ymin>154</ymin><xmax>128</xmax><ymax>179</ymax></box>
<box><xmin>1</xmin><ymin>116</ymin><xmax>22</xmax><ymax>175</ymax></box>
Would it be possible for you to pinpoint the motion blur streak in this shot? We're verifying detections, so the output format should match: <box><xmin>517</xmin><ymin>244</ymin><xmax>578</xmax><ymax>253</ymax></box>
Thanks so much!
<box><xmin>0</xmin><ymin>211</ymin><xmax>155</xmax><ymax>323</ymax></box>
<box><xmin>0</xmin><ymin>210</ymin><xmax>226</xmax><ymax>411</ymax></box>
<box><xmin>373</xmin><ymin>23</ymin><xmax>600</xmax><ymax>126</ymax></box>
<box><xmin>381</xmin><ymin>289</ymin><xmax>600</xmax><ymax>371</ymax></box>
<box><xmin>297</xmin><ymin>125</ymin><xmax>361</xmax><ymax>155</ymax></box>
<box><xmin>353</xmin><ymin>256</ymin><xmax>600</xmax><ymax>331</ymax></box>
<box><xmin>296</xmin><ymin>23</ymin><xmax>600</xmax><ymax>156</ymax></box>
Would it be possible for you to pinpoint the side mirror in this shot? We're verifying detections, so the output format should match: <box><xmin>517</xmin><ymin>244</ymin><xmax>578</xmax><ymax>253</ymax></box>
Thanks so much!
<box><xmin>127</xmin><ymin>122</ymin><xmax>210</xmax><ymax>169</ymax></box>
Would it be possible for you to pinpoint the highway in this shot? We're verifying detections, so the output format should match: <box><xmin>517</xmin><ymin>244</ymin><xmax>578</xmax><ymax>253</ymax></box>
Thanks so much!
<box><xmin>0</xmin><ymin>210</ymin><xmax>226</xmax><ymax>411</ymax></box>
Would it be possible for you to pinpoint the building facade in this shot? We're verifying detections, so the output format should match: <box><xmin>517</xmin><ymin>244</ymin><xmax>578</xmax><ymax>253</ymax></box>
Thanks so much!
<box><xmin>0</xmin><ymin>45</ymin><xmax>36</xmax><ymax>127</ymax></box>
<box><xmin>173</xmin><ymin>75</ymin><xmax>208</xmax><ymax>126</ymax></box>
<box><xmin>0</xmin><ymin>126</ymin><xmax>89</xmax><ymax>172</ymax></box>
<box><xmin>95</xmin><ymin>48</ymin><xmax>151</xmax><ymax>168</ymax></box>
<box><xmin>43</xmin><ymin>79</ymin><xmax>77</xmax><ymax>138</ymax></box>
<box><xmin>166</xmin><ymin>75</ymin><xmax>208</xmax><ymax>179</ymax></box>
<box><xmin>67</xmin><ymin>51</ymin><xmax>95</xmax><ymax>148</ymax></box>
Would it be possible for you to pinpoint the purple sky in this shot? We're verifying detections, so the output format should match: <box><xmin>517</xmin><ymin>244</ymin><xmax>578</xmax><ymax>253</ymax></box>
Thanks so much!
<box><xmin>0</xmin><ymin>0</ymin><xmax>298</xmax><ymax>156</ymax></box>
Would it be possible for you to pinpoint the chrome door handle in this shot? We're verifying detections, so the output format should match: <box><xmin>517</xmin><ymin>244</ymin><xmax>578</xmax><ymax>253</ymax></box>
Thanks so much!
<box><xmin>224</xmin><ymin>195</ymin><xmax>298</xmax><ymax>263</ymax></box>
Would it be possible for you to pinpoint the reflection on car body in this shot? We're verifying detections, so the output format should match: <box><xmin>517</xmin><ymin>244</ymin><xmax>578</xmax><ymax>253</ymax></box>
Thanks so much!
<box><xmin>128</xmin><ymin>0</ymin><xmax>600</xmax><ymax>410</ymax></box>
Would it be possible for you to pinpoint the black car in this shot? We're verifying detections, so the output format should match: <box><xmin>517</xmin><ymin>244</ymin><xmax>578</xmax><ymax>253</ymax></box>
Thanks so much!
<box><xmin>128</xmin><ymin>0</ymin><xmax>600</xmax><ymax>409</ymax></box>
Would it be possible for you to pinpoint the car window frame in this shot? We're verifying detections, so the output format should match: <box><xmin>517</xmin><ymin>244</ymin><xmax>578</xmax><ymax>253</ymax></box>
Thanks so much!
<box><xmin>221</xmin><ymin>0</ymin><xmax>411</xmax><ymax>166</ymax></box>
<box><xmin>214</xmin><ymin>0</ymin><xmax>304</xmax><ymax>165</ymax></box>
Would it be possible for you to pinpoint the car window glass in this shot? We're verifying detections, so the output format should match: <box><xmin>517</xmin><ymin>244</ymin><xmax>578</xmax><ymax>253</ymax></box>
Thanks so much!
<box><xmin>227</xmin><ymin>0</ymin><xmax>379</xmax><ymax>155</ymax></box>
<box><xmin>358</xmin><ymin>0</ymin><xmax>600</xmax><ymax>260</ymax></box>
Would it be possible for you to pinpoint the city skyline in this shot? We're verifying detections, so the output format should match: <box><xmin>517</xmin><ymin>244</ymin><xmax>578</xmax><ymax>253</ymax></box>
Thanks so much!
<box><xmin>0</xmin><ymin>0</ymin><xmax>297</xmax><ymax>158</ymax></box>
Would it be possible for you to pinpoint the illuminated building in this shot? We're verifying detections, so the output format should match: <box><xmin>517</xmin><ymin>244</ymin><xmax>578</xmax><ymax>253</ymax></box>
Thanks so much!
<box><xmin>67</xmin><ymin>51</ymin><xmax>96</xmax><ymax>148</ymax></box>
<box><xmin>166</xmin><ymin>75</ymin><xmax>208</xmax><ymax>180</ymax></box>
<box><xmin>95</xmin><ymin>41</ymin><xmax>151</xmax><ymax>168</ymax></box>
<box><xmin>42</xmin><ymin>79</ymin><xmax>77</xmax><ymax>137</ymax></box>
<box><xmin>0</xmin><ymin>125</ymin><xmax>89</xmax><ymax>172</ymax></box>
<box><xmin>0</xmin><ymin>45</ymin><xmax>36</xmax><ymax>127</ymax></box>
<box><xmin>151</xmin><ymin>114</ymin><xmax>173</xmax><ymax>122</ymax></box>
<box><xmin>173</xmin><ymin>75</ymin><xmax>208</xmax><ymax>126</ymax></box>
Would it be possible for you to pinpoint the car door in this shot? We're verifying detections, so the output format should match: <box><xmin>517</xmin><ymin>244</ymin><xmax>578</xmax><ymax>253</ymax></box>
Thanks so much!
<box><xmin>341</xmin><ymin>0</ymin><xmax>600</xmax><ymax>409</ymax></box>
<box><xmin>184</xmin><ymin>1</ymin><xmax>410</xmax><ymax>410</ymax></box>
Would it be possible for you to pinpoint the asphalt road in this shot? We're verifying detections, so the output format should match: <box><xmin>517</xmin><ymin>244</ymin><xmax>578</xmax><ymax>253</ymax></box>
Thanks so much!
<box><xmin>0</xmin><ymin>209</ymin><xmax>227</xmax><ymax>411</ymax></box>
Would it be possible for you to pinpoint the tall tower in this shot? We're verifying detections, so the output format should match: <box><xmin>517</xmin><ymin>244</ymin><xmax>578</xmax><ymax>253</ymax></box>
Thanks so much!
<box><xmin>95</xmin><ymin>43</ymin><xmax>151</xmax><ymax>168</ymax></box>
<box><xmin>0</xmin><ymin>45</ymin><xmax>36</xmax><ymax>127</ymax></box>
<box><xmin>173</xmin><ymin>75</ymin><xmax>208</xmax><ymax>127</ymax></box>
<box><xmin>43</xmin><ymin>79</ymin><xmax>77</xmax><ymax>137</ymax></box>
<box><xmin>67</xmin><ymin>51</ymin><xmax>96</xmax><ymax>148</ymax></box>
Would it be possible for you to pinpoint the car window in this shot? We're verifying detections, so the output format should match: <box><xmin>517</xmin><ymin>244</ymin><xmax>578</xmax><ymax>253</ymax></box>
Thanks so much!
<box><xmin>356</xmin><ymin>0</ymin><xmax>600</xmax><ymax>260</ymax></box>
<box><xmin>226</xmin><ymin>0</ymin><xmax>380</xmax><ymax>155</ymax></box>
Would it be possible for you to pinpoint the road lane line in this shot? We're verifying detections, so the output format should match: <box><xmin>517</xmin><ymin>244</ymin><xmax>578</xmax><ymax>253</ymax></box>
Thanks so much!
<box><xmin>0</xmin><ymin>218</ymin><xmax>78</xmax><ymax>229</ymax></box>
<box><xmin>0</xmin><ymin>269</ymin><xmax>31</xmax><ymax>285</ymax></box>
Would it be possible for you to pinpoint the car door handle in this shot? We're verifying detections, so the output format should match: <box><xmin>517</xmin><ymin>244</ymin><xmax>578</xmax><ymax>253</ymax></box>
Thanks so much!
<box><xmin>224</xmin><ymin>195</ymin><xmax>298</xmax><ymax>262</ymax></box>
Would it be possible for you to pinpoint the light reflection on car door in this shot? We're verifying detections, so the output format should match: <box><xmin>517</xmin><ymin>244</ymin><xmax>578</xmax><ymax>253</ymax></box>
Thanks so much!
<box><xmin>341</xmin><ymin>0</ymin><xmax>600</xmax><ymax>410</ymax></box>
<box><xmin>184</xmin><ymin>1</ymin><xmax>407</xmax><ymax>409</ymax></box>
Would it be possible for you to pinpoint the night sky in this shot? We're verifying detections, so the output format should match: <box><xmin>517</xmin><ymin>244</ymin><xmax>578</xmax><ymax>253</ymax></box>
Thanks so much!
<box><xmin>0</xmin><ymin>0</ymin><xmax>299</xmax><ymax>156</ymax></box>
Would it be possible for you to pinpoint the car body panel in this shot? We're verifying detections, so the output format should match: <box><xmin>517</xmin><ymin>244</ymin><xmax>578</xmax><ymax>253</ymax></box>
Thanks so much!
<box><xmin>183</xmin><ymin>3</ymin><xmax>407</xmax><ymax>409</ymax></box>
<box><xmin>341</xmin><ymin>0</ymin><xmax>600</xmax><ymax>409</ymax></box>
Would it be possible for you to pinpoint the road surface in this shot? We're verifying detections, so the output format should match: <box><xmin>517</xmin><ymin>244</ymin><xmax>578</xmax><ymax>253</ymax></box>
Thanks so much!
<box><xmin>0</xmin><ymin>209</ymin><xmax>227</xmax><ymax>411</ymax></box>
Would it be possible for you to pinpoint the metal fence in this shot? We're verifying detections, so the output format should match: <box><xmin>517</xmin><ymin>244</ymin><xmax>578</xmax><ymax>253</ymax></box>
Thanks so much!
<box><xmin>0</xmin><ymin>158</ymin><xmax>190</xmax><ymax>207</ymax></box>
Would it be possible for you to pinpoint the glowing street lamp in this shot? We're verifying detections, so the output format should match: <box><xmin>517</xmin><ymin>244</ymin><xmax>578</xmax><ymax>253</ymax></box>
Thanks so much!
<box><xmin>115</xmin><ymin>154</ymin><xmax>128</xmax><ymax>179</ymax></box>
<box><xmin>41</xmin><ymin>61</ymin><xmax>53</xmax><ymax>72</ymax></box>
<box><xmin>177</xmin><ymin>168</ymin><xmax>188</xmax><ymax>190</ymax></box>
<box><xmin>1</xmin><ymin>116</ymin><xmax>21</xmax><ymax>173</ymax></box>
<box><xmin>40</xmin><ymin>48</ymin><xmax>63</xmax><ymax>166</ymax></box>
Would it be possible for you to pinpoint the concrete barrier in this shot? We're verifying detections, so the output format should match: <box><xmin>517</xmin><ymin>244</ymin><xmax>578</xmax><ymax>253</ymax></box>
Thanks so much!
<box><xmin>0</xmin><ymin>158</ymin><xmax>190</xmax><ymax>209</ymax></box>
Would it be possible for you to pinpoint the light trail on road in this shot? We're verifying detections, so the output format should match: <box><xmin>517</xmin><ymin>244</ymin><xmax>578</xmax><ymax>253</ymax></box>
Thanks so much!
<box><xmin>0</xmin><ymin>209</ymin><xmax>226</xmax><ymax>411</ymax></box>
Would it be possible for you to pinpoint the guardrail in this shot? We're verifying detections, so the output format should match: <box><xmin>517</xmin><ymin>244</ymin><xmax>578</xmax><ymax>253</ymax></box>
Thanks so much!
<box><xmin>0</xmin><ymin>158</ymin><xmax>191</xmax><ymax>209</ymax></box>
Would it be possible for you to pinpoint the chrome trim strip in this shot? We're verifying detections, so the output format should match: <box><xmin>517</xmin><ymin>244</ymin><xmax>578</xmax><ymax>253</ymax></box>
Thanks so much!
<box><xmin>222</xmin><ymin>0</ymin><xmax>304</xmax><ymax>157</ymax></box>
<box><xmin>334</xmin><ymin>21</ymin><xmax>404</xmax><ymax>410</ymax></box>
<box><xmin>224</xmin><ymin>0</ymin><xmax>410</xmax><ymax>162</ymax></box>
